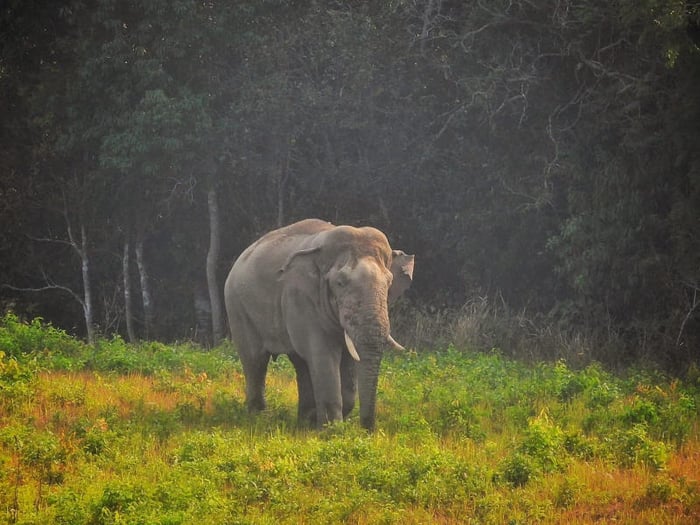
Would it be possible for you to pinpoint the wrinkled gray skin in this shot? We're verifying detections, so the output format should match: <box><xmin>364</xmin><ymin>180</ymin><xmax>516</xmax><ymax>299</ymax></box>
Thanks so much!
<box><xmin>224</xmin><ymin>219</ymin><xmax>414</xmax><ymax>430</ymax></box>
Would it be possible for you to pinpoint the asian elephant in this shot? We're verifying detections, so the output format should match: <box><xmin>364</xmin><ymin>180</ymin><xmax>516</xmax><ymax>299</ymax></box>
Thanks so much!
<box><xmin>224</xmin><ymin>218</ymin><xmax>414</xmax><ymax>430</ymax></box>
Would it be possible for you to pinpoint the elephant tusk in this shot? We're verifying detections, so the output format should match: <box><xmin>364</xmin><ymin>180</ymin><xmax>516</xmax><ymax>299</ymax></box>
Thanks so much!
<box><xmin>387</xmin><ymin>334</ymin><xmax>405</xmax><ymax>352</ymax></box>
<box><xmin>344</xmin><ymin>331</ymin><xmax>361</xmax><ymax>362</ymax></box>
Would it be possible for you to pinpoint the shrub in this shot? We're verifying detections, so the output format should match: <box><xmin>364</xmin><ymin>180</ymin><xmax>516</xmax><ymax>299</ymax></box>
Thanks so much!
<box><xmin>90</xmin><ymin>482</ymin><xmax>146</xmax><ymax>524</ymax></box>
<box><xmin>501</xmin><ymin>452</ymin><xmax>536</xmax><ymax>487</ymax></box>
<box><xmin>499</xmin><ymin>414</ymin><xmax>567</xmax><ymax>486</ymax></box>
<box><xmin>613</xmin><ymin>424</ymin><xmax>670</xmax><ymax>470</ymax></box>
<box><xmin>0</xmin><ymin>312</ymin><xmax>84</xmax><ymax>360</ymax></box>
<box><xmin>657</xmin><ymin>391</ymin><xmax>697</xmax><ymax>446</ymax></box>
<box><xmin>50</xmin><ymin>489</ymin><xmax>89</xmax><ymax>525</ymax></box>
<box><xmin>554</xmin><ymin>478</ymin><xmax>579</xmax><ymax>508</ymax></box>
<box><xmin>518</xmin><ymin>416</ymin><xmax>566</xmax><ymax>473</ymax></box>
<box><xmin>436</xmin><ymin>398</ymin><xmax>485</xmax><ymax>441</ymax></box>
<box><xmin>562</xmin><ymin>431</ymin><xmax>596</xmax><ymax>460</ymax></box>
<box><xmin>0</xmin><ymin>351</ymin><xmax>37</xmax><ymax>409</ymax></box>
<box><xmin>622</xmin><ymin>398</ymin><xmax>660</xmax><ymax>426</ymax></box>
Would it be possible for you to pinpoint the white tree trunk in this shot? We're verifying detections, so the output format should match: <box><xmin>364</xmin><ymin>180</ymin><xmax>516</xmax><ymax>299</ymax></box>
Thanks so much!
<box><xmin>122</xmin><ymin>238</ymin><xmax>136</xmax><ymax>342</ymax></box>
<box><xmin>135</xmin><ymin>238</ymin><xmax>154</xmax><ymax>339</ymax></box>
<box><xmin>207</xmin><ymin>185</ymin><xmax>224</xmax><ymax>344</ymax></box>
<box><xmin>78</xmin><ymin>225</ymin><xmax>96</xmax><ymax>345</ymax></box>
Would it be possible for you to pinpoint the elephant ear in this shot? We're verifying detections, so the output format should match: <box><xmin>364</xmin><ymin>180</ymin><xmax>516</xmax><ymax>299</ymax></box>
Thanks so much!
<box><xmin>279</xmin><ymin>227</ymin><xmax>353</xmax><ymax>275</ymax></box>
<box><xmin>279</xmin><ymin>246</ymin><xmax>321</xmax><ymax>273</ymax></box>
<box><xmin>388</xmin><ymin>250</ymin><xmax>414</xmax><ymax>304</ymax></box>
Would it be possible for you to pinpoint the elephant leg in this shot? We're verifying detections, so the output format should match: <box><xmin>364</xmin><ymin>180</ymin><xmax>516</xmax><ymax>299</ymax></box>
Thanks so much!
<box><xmin>240</xmin><ymin>351</ymin><xmax>270</xmax><ymax>412</ymax></box>
<box><xmin>340</xmin><ymin>349</ymin><xmax>357</xmax><ymax>419</ymax></box>
<box><xmin>230</xmin><ymin>309</ymin><xmax>270</xmax><ymax>413</ymax></box>
<box><xmin>308</xmin><ymin>352</ymin><xmax>343</xmax><ymax>427</ymax></box>
<box><xmin>288</xmin><ymin>353</ymin><xmax>316</xmax><ymax>426</ymax></box>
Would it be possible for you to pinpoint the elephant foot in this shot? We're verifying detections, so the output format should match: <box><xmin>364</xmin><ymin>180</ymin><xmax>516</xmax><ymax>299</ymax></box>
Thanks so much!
<box><xmin>246</xmin><ymin>397</ymin><xmax>266</xmax><ymax>413</ymax></box>
<box><xmin>297</xmin><ymin>406</ymin><xmax>317</xmax><ymax>428</ymax></box>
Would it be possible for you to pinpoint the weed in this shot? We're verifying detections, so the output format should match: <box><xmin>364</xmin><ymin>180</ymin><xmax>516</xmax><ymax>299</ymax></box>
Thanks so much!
<box><xmin>644</xmin><ymin>478</ymin><xmax>674</xmax><ymax>504</ymax></box>
<box><xmin>554</xmin><ymin>478</ymin><xmax>579</xmax><ymax>508</ymax></box>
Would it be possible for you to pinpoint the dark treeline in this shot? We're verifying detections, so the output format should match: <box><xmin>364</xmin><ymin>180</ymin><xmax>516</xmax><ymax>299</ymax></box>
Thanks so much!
<box><xmin>2</xmin><ymin>1</ymin><xmax>699</xmax><ymax>366</ymax></box>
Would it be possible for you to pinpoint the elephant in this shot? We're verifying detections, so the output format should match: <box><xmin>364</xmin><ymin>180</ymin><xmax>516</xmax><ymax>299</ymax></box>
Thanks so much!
<box><xmin>224</xmin><ymin>218</ymin><xmax>414</xmax><ymax>430</ymax></box>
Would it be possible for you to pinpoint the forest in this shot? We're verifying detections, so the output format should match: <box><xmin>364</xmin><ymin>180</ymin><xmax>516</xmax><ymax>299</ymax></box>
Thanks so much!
<box><xmin>2</xmin><ymin>0</ymin><xmax>700</xmax><ymax>368</ymax></box>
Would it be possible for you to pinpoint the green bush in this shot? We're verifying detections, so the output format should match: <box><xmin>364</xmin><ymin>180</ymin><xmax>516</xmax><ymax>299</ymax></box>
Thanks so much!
<box><xmin>0</xmin><ymin>312</ymin><xmax>84</xmax><ymax>360</ymax></box>
<box><xmin>85</xmin><ymin>337</ymin><xmax>238</xmax><ymax>377</ymax></box>
<box><xmin>622</xmin><ymin>398</ymin><xmax>660</xmax><ymax>426</ymax></box>
<box><xmin>517</xmin><ymin>417</ymin><xmax>566</xmax><ymax>474</ymax></box>
<box><xmin>657</xmin><ymin>391</ymin><xmax>697</xmax><ymax>446</ymax></box>
<box><xmin>501</xmin><ymin>452</ymin><xmax>536</xmax><ymax>487</ymax></box>
<box><xmin>50</xmin><ymin>489</ymin><xmax>89</xmax><ymax>525</ymax></box>
<box><xmin>0</xmin><ymin>314</ymin><xmax>238</xmax><ymax>377</ymax></box>
<box><xmin>0</xmin><ymin>424</ymin><xmax>68</xmax><ymax>490</ymax></box>
<box><xmin>90</xmin><ymin>482</ymin><xmax>146</xmax><ymax>524</ymax></box>
<box><xmin>562</xmin><ymin>431</ymin><xmax>597</xmax><ymax>460</ymax></box>
<box><xmin>0</xmin><ymin>351</ymin><xmax>37</xmax><ymax>414</ymax></box>
<box><xmin>499</xmin><ymin>415</ymin><xmax>567</xmax><ymax>486</ymax></box>
<box><xmin>613</xmin><ymin>423</ymin><xmax>670</xmax><ymax>470</ymax></box>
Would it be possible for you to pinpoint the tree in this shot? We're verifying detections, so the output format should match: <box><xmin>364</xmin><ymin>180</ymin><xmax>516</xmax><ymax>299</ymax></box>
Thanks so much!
<box><xmin>2</xmin><ymin>0</ymin><xmax>700</xmax><ymax>365</ymax></box>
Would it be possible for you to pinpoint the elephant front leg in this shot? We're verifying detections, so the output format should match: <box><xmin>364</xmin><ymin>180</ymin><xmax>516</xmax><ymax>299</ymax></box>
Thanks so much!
<box><xmin>285</xmin><ymin>306</ymin><xmax>343</xmax><ymax>427</ymax></box>
<box><xmin>308</xmin><ymin>353</ymin><xmax>343</xmax><ymax>428</ymax></box>
<box><xmin>288</xmin><ymin>353</ymin><xmax>316</xmax><ymax>427</ymax></box>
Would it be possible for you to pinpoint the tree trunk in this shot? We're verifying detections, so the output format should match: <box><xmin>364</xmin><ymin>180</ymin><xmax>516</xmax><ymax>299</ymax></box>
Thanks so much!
<box><xmin>207</xmin><ymin>185</ymin><xmax>224</xmax><ymax>345</ymax></box>
<box><xmin>276</xmin><ymin>143</ymin><xmax>291</xmax><ymax>227</ymax></box>
<box><xmin>277</xmin><ymin>170</ymin><xmax>287</xmax><ymax>228</ymax></box>
<box><xmin>135</xmin><ymin>238</ymin><xmax>154</xmax><ymax>339</ymax></box>
<box><xmin>79</xmin><ymin>225</ymin><xmax>96</xmax><ymax>345</ymax></box>
<box><xmin>193</xmin><ymin>278</ymin><xmax>212</xmax><ymax>346</ymax></box>
<box><xmin>122</xmin><ymin>237</ymin><xmax>137</xmax><ymax>342</ymax></box>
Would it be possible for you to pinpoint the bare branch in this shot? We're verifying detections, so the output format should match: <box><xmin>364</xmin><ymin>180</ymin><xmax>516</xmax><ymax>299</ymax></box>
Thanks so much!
<box><xmin>61</xmin><ymin>189</ymin><xmax>78</xmax><ymax>249</ymax></box>
<box><xmin>26</xmin><ymin>234</ymin><xmax>74</xmax><ymax>247</ymax></box>
<box><xmin>677</xmin><ymin>281</ymin><xmax>700</xmax><ymax>348</ymax></box>
<box><xmin>2</xmin><ymin>280</ymin><xmax>84</xmax><ymax>308</ymax></box>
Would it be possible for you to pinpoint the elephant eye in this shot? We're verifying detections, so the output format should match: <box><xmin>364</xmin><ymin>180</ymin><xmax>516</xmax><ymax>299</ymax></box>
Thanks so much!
<box><xmin>335</xmin><ymin>273</ymin><xmax>349</xmax><ymax>288</ymax></box>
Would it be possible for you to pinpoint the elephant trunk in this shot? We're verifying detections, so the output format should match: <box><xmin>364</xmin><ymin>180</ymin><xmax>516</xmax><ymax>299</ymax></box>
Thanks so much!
<box><xmin>344</xmin><ymin>301</ymin><xmax>396</xmax><ymax>431</ymax></box>
<box><xmin>357</xmin><ymin>350</ymin><xmax>382</xmax><ymax>430</ymax></box>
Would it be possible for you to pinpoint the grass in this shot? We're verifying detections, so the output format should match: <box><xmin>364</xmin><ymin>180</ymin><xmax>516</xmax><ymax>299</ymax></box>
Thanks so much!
<box><xmin>1</xmin><ymin>313</ymin><xmax>699</xmax><ymax>524</ymax></box>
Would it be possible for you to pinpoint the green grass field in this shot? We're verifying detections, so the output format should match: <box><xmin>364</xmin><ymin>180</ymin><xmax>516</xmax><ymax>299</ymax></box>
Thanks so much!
<box><xmin>1</xmin><ymin>314</ymin><xmax>699</xmax><ymax>524</ymax></box>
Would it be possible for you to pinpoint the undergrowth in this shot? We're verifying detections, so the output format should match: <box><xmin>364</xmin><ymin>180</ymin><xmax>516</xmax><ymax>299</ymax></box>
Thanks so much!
<box><xmin>1</xmin><ymin>313</ymin><xmax>699</xmax><ymax>524</ymax></box>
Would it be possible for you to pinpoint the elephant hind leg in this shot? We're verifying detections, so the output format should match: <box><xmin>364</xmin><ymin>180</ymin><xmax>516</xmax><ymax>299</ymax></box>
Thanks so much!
<box><xmin>242</xmin><ymin>352</ymin><xmax>270</xmax><ymax>412</ymax></box>
<box><xmin>229</xmin><ymin>306</ymin><xmax>270</xmax><ymax>412</ymax></box>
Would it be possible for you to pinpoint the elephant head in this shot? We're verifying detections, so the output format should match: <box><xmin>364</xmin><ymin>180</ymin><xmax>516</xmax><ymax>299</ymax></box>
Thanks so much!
<box><xmin>282</xmin><ymin>225</ymin><xmax>414</xmax><ymax>429</ymax></box>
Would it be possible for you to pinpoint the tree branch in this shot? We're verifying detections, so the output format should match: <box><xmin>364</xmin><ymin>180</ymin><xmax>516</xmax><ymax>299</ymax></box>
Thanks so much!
<box><xmin>677</xmin><ymin>281</ymin><xmax>700</xmax><ymax>348</ymax></box>
<box><xmin>2</xmin><ymin>278</ymin><xmax>85</xmax><ymax>308</ymax></box>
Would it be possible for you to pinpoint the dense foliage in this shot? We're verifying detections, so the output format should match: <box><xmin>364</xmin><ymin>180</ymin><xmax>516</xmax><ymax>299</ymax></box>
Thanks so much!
<box><xmin>1</xmin><ymin>314</ymin><xmax>699</xmax><ymax>523</ymax></box>
<box><xmin>2</xmin><ymin>1</ymin><xmax>700</xmax><ymax>365</ymax></box>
